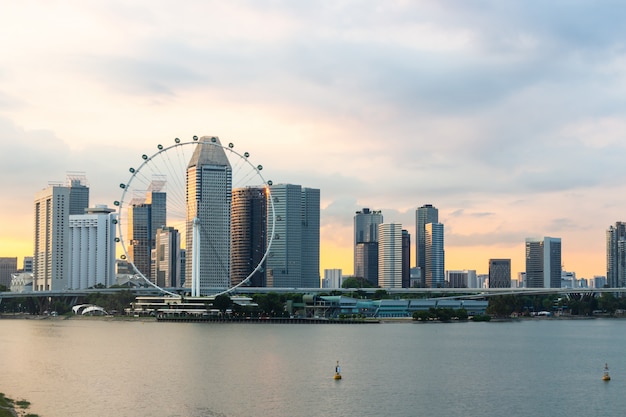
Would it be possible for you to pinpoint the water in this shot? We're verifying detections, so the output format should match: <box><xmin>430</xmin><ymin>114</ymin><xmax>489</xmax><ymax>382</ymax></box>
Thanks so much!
<box><xmin>0</xmin><ymin>317</ymin><xmax>624</xmax><ymax>417</ymax></box>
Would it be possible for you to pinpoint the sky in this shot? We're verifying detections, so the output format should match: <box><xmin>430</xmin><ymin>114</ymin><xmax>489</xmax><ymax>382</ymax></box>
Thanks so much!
<box><xmin>1</xmin><ymin>1</ymin><xmax>626</xmax><ymax>279</ymax></box>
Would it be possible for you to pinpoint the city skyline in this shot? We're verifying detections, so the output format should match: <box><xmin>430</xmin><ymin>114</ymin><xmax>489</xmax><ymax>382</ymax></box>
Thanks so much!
<box><xmin>2</xmin><ymin>2</ymin><xmax>626</xmax><ymax>279</ymax></box>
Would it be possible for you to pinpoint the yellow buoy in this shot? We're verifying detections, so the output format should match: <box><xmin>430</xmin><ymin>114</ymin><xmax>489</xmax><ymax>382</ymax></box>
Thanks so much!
<box><xmin>334</xmin><ymin>360</ymin><xmax>342</xmax><ymax>380</ymax></box>
<box><xmin>603</xmin><ymin>363</ymin><xmax>611</xmax><ymax>381</ymax></box>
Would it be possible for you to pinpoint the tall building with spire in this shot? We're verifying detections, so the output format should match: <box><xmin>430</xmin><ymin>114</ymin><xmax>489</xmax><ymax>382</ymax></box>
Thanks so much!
<box><xmin>416</xmin><ymin>204</ymin><xmax>438</xmax><ymax>286</ymax></box>
<box><xmin>354</xmin><ymin>208</ymin><xmax>382</xmax><ymax>286</ymax></box>
<box><xmin>33</xmin><ymin>174</ymin><xmax>89</xmax><ymax>291</ymax></box>
<box><xmin>231</xmin><ymin>186</ymin><xmax>267</xmax><ymax>287</ymax></box>
<box><xmin>186</xmin><ymin>136</ymin><xmax>232</xmax><ymax>293</ymax></box>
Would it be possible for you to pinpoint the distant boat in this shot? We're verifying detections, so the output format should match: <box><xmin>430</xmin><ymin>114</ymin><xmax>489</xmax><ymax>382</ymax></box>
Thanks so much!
<box><xmin>603</xmin><ymin>363</ymin><xmax>611</xmax><ymax>381</ymax></box>
<box><xmin>334</xmin><ymin>360</ymin><xmax>342</xmax><ymax>380</ymax></box>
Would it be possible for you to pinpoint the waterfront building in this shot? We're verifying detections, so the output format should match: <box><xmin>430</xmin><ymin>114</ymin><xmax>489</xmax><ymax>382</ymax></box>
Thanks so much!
<box><xmin>186</xmin><ymin>136</ymin><xmax>232</xmax><ymax>293</ymax></box>
<box><xmin>488</xmin><ymin>259</ymin><xmax>511</xmax><ymax>288</ymax></box>
<box><xmin>68</xmin><ymin>205</ymin><xmax>117</xmax><ymax>289</ymax></box>
<box><xmin>322</xmin><ymin>269</ymin><xmax>343</xmax><ymax>288</ymax></box>
<box><xmin>127</xmin><ymin>181</ymin><xmax>166</xmax><ymax>279</ymax></box>
<box><xmin>266</xmin><ymin>184</ymin><xmax>320</xmax><ymax>288</ymax></box>
<box><xmin>525</xmin><ymin>237</ymin><xmax>561</xmax><ymax>288</ymax></box>
<box><xmin>416</xmin><ymin>204</ymin><xmax>438</xmax><ymax>286</ymax></box>
<box><xmin>378</xmin><ymin>223</ymin><xmax>403</xmax><ymax>288</ymax></box>
<box><xmin>425</xmin><ymin>222</ymin><xmax>445</xmax><ymax>288</ymax></box>
<box><xmin>354</xmin><ymin>208</ymin><xmax>383</xmax><ymax>285</ymax></box>
<box><xmin>402</xmin><ymin>229</ymin><xmax>411</xmax><ymax>288</ymax></box>
<box><xmin>606</xmin><ymin>222</ymin><xmax>626</xmax><ymax>288</ymax></box>
<box><xmin>33</xmin><ymin>175</ymin><xmax>89</xmax><ymax>291</ymax></box>
<box><xmin>231</xmin><ymin>187</ymin><xmax>267</xmax><ymax>287</ymax></box>
<box><xmin>0</xmin><ymin>257</ymin><xmax>17</xmax><ymax>288</ymax></box>
<box><xmin>152</xmin><ymin>227</ymin><xmax>181</xmax><ymax>288</ymax></box>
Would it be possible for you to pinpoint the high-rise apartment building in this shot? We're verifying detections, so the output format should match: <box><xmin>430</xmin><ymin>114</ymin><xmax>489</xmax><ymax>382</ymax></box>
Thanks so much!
<box><xmin>525</xmin><ymin>237</ymin><xmax>561</xmax><ymax>288</ymax></box>
<box><xmin>186</xmin><ymin>136</ymin><xmax>232</xmax><ymax>293</ymax></box>
<box><xmin>354</xmin><ymin>208</ymin><xmax>382</xmax><ymax>285</ymax></box>
<box><xmin>378</xmin><ymin>223</ymin><xmax>403</xmax><ymax>288</ymax></box>
<box><xmin>416</xmin><ymin>204</ymin><xmax>438</xmax><ymax>286</ymax></box>
<box><xmin>33</xmin><ymin>175</ymin><xmax>89</xmax><ymax>291</ymax></box>
<box><xmin>488</xmin><ymin>259</ymin><xmax>511</xmax><ymax>288</ymax></box>
<box><xmin>68</xmin><ymin>205</ymin><xmax>117</xmax><ymax>289</ymax></box>
<box><xmin>152</xmin><ymin>227</ymin><xmax>181</xmax><ymax>288</ymax></box>
<box><xmin>266</xmin><ymin>184</ymin><xmax>320</xmax><ymax>288</ymax></box>
<box><xmin>127</xmin><ymin>183</ymin><xmax>166</xmax><ymax>279</ymax></box>
<box><xmin>231</xmin><ymin>187</ymin><xmax>267</xmax><ymax>287</ymax></box>
<box><xmin>606</xmin><ymin>222</ymin><xmax>626</xmax><ymax>288</ymax></box>
<box><xmin>425</xmin><ymin>222</ymin><xmax>445</xmax><ymax>288</ymax></box>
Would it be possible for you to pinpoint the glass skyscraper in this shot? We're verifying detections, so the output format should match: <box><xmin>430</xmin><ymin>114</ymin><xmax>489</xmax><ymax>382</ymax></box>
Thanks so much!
<box><xmin>416</xmin><ymin>204</ymin><xmax>438</xmax><ymax>286</ymax></box>
<box><xmin>525</xmin><ymin>237</ymin><xmax>561</xmax><ymax>288</ymax></box>
<box><xmin>186</xmin><ymin>136</ymin><xmax>232</xmax><ymax>293</ymax></box>
<box><xmin>354</xmin><ymin>208</ymin><xmax>382</xmax><ymax>285</ymax></box>
<box><xmin>606</xmin><ymin>222</ymin><xmax>626</xmax><ymax>288</ymax></box>
<box><xmin>425</xmin><ymin>222</ymin><xmax>444</xmax><ymax>288</ymax></box>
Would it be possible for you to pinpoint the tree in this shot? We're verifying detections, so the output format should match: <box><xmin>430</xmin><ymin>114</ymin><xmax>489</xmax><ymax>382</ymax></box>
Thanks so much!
<box><xmin>212</xmin><ymin>294</ymin><xmax>233</xmax><ymax>315</ymax></box>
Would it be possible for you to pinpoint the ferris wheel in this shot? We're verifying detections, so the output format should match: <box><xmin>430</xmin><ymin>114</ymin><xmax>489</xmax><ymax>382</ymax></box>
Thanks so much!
<box><xmin>114</xmin><ymin>136</ymin><xmax>275</xmax><ymax>297</ymax></box>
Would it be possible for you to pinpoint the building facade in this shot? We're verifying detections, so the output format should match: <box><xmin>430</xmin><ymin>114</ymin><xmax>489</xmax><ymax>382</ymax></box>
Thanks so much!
<box><xmin>265</xmin><ymin>184</ymin><xmax>320</xmax><ymax>288</ymax></box>
<box><xmin>231</xmin><ymin>187</ymin><xmax>267</xmax><ymax>287</ymax></box>
<box><xmin>488</xmin><ymin>259</ymin><xmax>511</xmax><ymax>288</ymax></box>
<box><xmin>378</xmin><ymin>223</ymin><xmax>403</xmax><ymax>288</ymax></box>
<box><xmin>322</xmin><ymin>269</ymin><xmax>343</xmax><ymax>288</ymax></box>
<box><xmin>416</xmin><ymin>204</ymin><xmax>438</xmax><ymax>287</ymax></box>
<box><xmin>425</xmin><ymin>222</ymin><xmax>445</xmax><ymax>288</ymax></box>
<box><xmin>186</xmin><ymin>136</ymin><xmax>232</xmax><ymax>293</ymax></box>
<box><xmin>152</xmin><ymin>227</ymin><xmax>181</xmax><ymax>288</ymax></box>
<box><xmin>402</xmin><ymin>229</ymin><xmax>410</xmax><ymax>288</ymax></box>
<box><xmin>354</xmin><ymin>208</ymin><xmax>383</xmax><ymax>285</ymax></box>
<box><xmin>68</xmin><ymin>205</ymin><xmax>117</xmax><ymax>289</ymax></box>
<box><xmin>0</xmin><ymin>257</ymin><xmax>17</xmax><ymax>288</ymax></box>
<box><xmin>606</xmin><ymin>222</ymin><xmax>626</xmax><ymax>288</ymax></box>
<box><xmin>33</xmin><ymin>176</ymin><xmax>89</xmax><ymax>291</ymax></box>
<box><xmin>525</xmin><ymin>237</ymin><xmax>561</xmax><ymax>288</ymax></box>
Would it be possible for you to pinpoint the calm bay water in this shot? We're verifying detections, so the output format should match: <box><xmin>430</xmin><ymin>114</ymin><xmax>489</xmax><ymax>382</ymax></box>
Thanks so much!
<box><xmin>1</xmin><ymin>317</ymin><xmax>625</xmax><ymax>417</ymax></box>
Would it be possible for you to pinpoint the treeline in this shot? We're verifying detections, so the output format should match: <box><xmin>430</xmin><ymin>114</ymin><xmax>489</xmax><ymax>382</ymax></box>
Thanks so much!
<box><xmin>486</xmin><ymin>292</ymin><xmax>626</xmax><ymax>317</ymax></box>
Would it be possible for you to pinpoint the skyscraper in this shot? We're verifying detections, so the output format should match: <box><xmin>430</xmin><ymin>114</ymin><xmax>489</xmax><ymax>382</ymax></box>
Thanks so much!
<box><xmin>416</xmin><ymin>204</ymin><xmax>438</xmax><ymax>286</ymax></box>
<box><xmin>231</xmin><ymin>187</ymin><xmax>267</xmax><ymax>287</ymax></box>
<box><xmin>186</xmin><ymin>136</ymin><xmax>232</xmax><ymax>293</ymax></box>
<box><xmin>606</xmin><ymin>222</ymin><xmax>626</xmax><ymax>288</ymax></box>
<box><xmin>488</xmin><ymin>259</ymin><xmax>511</xmax><ymax>288</ymax></box>
<box><xmin>402</xmin><ymin>229</ymin><xmax>411</xmax><ymax>288</ymax></box>
<box><xmin>152</xmin><ymin>227</ymin><xmax>181</xmax><ymax>288</ymax></box>
<box><xmin>265</xmin><ymin>184</ymin><xmax>320</xmax><ymax>288</ymax></box>
<box><xmin>378</xmin><ymin>223</ymin><xmax>403</xmax><ymax>288</ymax></box>
<box><xmin>525</xmin><ymin>237</ymin><xmax>561</xmax><ymax>288</ymax></box>
<box><xmin>33</xmin><ymin>175</ymin><xmax>89</xmax><ymax>291</ymax></box>
<box><xmin>0</xmin><ymin>257</ymin><xmax>17</xmax><ymax>289</ymax></box>
<box><xmin>69</xmin><ymin>205</ymin><xmax>117</xmax><ymax>289</ymax></box>
<box><xmin>425</xmin><ymin>222</ymin><xmax>445</xmax><ymax>288</ymax></box>
<box><xmin>354</xmin><ymin>208</ymin><xmax>382</xmax><ymax>285</ymax></box>
<box><xmin>127</xmin><ymin>182</ymin><xmax>166</xmax><ymax>279</ymax></box>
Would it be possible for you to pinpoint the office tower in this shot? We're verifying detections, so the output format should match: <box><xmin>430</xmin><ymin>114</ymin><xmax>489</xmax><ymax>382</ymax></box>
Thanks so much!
<box><xmin>416</xmin><ymin>204</ymin><xmax>438</xmax><ymax>286</ymax></box>
<box><xmin>425</xmin><ymin>222</ymin><xmax>445</xmax><ymax>288</ymax></box>
<box><xmin>179</xmin><ymin>249</ymin><xmax>186</xmax><ymax>288</ymax></box>
<box><xmin>354</xmin><ymin>208</ymin><xmax>383</xmax><ymax>285</ymax></box>
<box><xmin>489</xmin><ymin>259</ymin><xmax>511</xmax><ymax>288</ymax></box>
<box><xmin>231</xmin><ymin>187</ymin><xmax>267</xmax><ymax>287</ymax></box>
<box><xmin>33</xmin><ymin>175</ymin><xmax>89</xmax><ymax>291</ymax></box>
<box><xmin>378</xmin><ymin>223</ymin><xmax>403</xmax><ymax>288</ymax></box>
<box><xmin>186</xmin><ymin>136</ymin><xmax>232</xmax><ymax>293</ymax></box>
<box><xmin>22</xmin><ymin>257</ymin><xmax>33</xmax><ymax>273</ymax></box>
<box><xmin>525</xmin><ymin>237</ymin><xmax>561</xmax><ymax>288</ymax></box>
<box><xmin>0</xmin><ymin>257</ymin><xmax>17</xmax><ymax>288</ymax></box>
<box><xmin>447</xmin><ymin>270</ymin><xmax>475</xmax><ymax>288</ymax></box>
<box><xmin>606</xmin><ymin>222</ymin><xmax>626</xmax><ymax>288</ymax></box>
<box><xmin>152</xmin><ymin>227</ymin><xmax>181</xmax><ymax>288</ymax></box>
<box><xmin>68</xmin><ymin>205</ymin><xmax>117</xmax><ymax>289</ymax></box>
<box><xmin>323</xmin><ymin>269</ymin><xmax>343</xmax><ymax>288</ymax></box>
<box><xmin>127</xmin><ymin>182</ymin><xmax>166</xmax><ymax>279</ymax></box>
<box><xmin>266</xmin><ymin>184</ymin><xmax>320</xmax><ymax>288</ymax></box>
<box><xmin>402</xmin><ymin>229</ymin><xmax>410</xmax><ymax>288</ymax></box>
